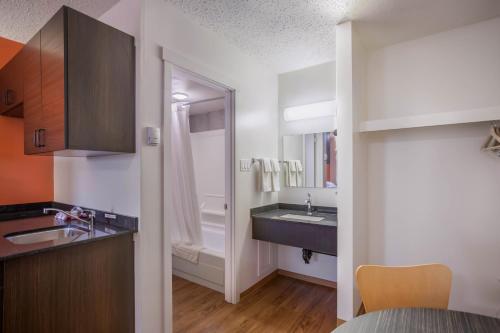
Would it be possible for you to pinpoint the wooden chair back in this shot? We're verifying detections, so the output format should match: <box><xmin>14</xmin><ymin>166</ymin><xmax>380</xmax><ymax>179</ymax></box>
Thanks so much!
<box><xmin>356</xmin><ymin>264</ymin><xmax>452</xmax><ymax>313</ymax></box>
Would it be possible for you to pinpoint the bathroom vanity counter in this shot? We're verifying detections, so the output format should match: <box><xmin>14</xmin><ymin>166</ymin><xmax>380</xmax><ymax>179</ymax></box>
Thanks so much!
<box><xmin>251</xmin><ymin>204</ymin><xmax>337</xmax><ymax>256</ymax></box>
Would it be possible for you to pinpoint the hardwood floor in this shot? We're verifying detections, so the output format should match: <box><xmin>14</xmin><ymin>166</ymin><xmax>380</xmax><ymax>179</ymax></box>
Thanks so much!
<box><xmin>173</xmin><ymin>275</ymin><xmax>337</xmax><ymax>333</ymax></box>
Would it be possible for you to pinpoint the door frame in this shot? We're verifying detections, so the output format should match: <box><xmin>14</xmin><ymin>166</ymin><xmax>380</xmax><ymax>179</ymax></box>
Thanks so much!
<box><xmin>161</xmin><ymin>47</ymin><xmax>238</xmax><ymax>311</ymax></box>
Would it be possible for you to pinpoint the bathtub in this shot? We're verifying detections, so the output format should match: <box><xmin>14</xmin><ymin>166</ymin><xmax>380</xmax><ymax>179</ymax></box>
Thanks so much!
<box><xmin>172</xmin><ymin>221</ymin><xmax>225</xmax><ymax>293</ymax></box>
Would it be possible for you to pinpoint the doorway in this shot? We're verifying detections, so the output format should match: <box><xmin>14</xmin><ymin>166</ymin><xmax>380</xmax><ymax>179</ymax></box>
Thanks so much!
<box><xmin>163</xmin><ymin>54</ymin><xmax>237</xmax><ymax>323</ymax></box>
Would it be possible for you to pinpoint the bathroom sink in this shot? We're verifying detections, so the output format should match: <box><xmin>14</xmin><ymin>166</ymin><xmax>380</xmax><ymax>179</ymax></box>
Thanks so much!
<box><xmin>5</xmin><ymin>226</ymin><xmax>89</xmax><ymax>245</ymax></box>
<box><xmin>280</xmin><ymin>214</ymin><xmax>325</xmax><ymax>222</ymax></box>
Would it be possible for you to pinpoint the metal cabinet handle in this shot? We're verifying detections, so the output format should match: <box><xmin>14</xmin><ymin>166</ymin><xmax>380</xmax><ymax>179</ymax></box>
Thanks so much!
<box><xmin>4</xmin><ymin>89</ymin><xmax>15</xmax><ymax>106</ymax></box>
<box><xmin>38</xmin><ymin>129</ymin><xmax>46</xmax><ymax>148</ymax></box>
<box><xmin>33</xmin><ymin>130</ymin><xmax>38</xmax><ymax>147</ymax></box>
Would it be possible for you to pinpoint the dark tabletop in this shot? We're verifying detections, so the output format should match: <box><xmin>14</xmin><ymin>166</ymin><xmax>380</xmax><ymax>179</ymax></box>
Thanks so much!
<box><xmin>0</xmin><ymin>216</ymin><xmax>132</xmax><ymax>260</ymax></box>
<box><xmin>333</xmin><ymin>308</ymin><xmax>500</xmax><ymax>333</ymax></box>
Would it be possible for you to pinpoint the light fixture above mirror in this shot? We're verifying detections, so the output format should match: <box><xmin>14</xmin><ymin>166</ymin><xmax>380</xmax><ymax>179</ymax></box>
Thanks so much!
<box><xmin>284</xmin><ymin>100</ymin><xmax>336</xmax><ymax>122</ymax></box>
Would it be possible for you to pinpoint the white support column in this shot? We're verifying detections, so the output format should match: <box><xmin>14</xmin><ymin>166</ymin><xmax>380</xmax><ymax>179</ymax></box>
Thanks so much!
<box><xmin>336</xmin><ymin>20</ymin><xmax>370</xmax><ymax>322</ymax></box>
<box><xmin>336</xmin><ymin>21</ymin><xmax>355</xmax><ymax>322</ymax></box>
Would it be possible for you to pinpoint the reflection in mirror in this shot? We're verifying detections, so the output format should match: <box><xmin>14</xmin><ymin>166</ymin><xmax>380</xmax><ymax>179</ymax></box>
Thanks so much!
<box><xmin>283</xmin><ymin>132</ymin><xmax>337</xmax><ymax>189</ymax></box>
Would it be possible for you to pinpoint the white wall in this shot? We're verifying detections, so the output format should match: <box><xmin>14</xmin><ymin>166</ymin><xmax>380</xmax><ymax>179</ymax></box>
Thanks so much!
<box><xmin>366</xmin><ymin>17</ymin><xmax>500</xmax><ymax>120</ymax></box>
<box><xmin>277</xmin><ymin>61</ymin><xmax>337</xmax><ymax>282</ymax></box>
<box><xmin>364</xmin><ymin>17</ymin><xmax>500</xmax><ymax>317</ymax></box>
<box><xmin>142</xmin><ymin>0</ymin><xmax>279</xmax><ymax>330</ymax></box>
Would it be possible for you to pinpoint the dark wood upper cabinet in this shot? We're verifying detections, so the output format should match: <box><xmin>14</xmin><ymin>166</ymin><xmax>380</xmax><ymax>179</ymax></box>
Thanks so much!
<box><xmin>23</xmin><ymin>6</ymin><xmax>135</xmax><ymax>156</ymax></box>
<box><xmin>22</xmin><ymin>32</ymin><xmax>43</xmax><ymax>155</ymax></box>
<box><xmin>0</xmin><ymin>50</ymin><xmax>24</xmax><ymax>118</ymax></box>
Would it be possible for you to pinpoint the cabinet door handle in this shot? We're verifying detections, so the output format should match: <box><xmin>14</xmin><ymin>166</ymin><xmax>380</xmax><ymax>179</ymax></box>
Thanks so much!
<box><xmin>4</xmin><ymin>89</ymin><xmax>15</xmax><ymax>106</ymax></box>
<box><xmin>38</xmin><ymin>129</ymin><xmax>46</xmax><ymax>148</ymax></box>
<box><xmin>33</xmin><ymin>130</ymin><xmax>38</xmax><ymax>147</ymax></box>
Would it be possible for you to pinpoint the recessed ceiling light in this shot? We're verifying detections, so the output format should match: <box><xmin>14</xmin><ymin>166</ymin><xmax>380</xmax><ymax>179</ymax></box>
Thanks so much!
<box><xmin>172</xmin><ymin>92</ymin><xmax>189</xmax><ymax>100</ymax></box>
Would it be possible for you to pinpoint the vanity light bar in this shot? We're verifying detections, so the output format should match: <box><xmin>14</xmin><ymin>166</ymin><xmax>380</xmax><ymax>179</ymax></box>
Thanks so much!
<box><xmin>284</xmin><ymin>100</ymin><xmax>336</xmax><ymax>122</ymax></box>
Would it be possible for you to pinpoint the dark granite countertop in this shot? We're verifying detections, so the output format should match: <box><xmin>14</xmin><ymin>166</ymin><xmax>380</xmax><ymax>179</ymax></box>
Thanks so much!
<box><xmin>0</xmin><ymin>215</ymin><xmax>133</xmax><ymax>261</ymax></box>
<box><xmin>252</xmin><ymin>208</ymin><xmax>337</xmax><ymax>227</ymax></box>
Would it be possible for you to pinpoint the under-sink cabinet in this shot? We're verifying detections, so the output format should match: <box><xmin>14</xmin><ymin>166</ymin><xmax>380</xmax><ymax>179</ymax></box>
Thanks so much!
<box><xmin>0</xmin><ymin>233</ymin><xmax>134</xmax><ymax>333</ymax></box>
<box><xmin>251</xmin><ymin>204</ymin><xmax>337</xmax><ymax>260</ymax></box>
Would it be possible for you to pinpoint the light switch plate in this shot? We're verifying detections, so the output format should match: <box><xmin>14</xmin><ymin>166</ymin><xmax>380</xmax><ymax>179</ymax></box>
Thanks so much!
<box><xmin>240</xmin><ymin>159</ymin><xmax>252</xmax><ymax>172</ymax></box>
<box><xmin>146</xmin><ymin>127</ymin><xmax>160</xmax><ymax>146</ymax></box>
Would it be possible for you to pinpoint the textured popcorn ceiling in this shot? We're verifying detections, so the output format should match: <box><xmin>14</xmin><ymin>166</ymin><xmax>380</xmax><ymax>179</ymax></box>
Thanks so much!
<box><xmin>167</xmin><ymin>0</ymin><xmax>500</xmax><ymax>73</ymax></box>
<box><xmin>167</xmin><ymin>0</ymin><xmax>358</xmax><ymax>74</ymax></box>
<box><xmin>0</xmin><ymin>0</ymin><xmax>119</xmax><ymax>43</ymax></box>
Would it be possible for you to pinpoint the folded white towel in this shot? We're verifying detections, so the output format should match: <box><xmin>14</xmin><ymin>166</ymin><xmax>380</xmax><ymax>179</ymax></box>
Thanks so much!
<box><xmin>295</xmin><ymin>160</ymin><xmax>303</xmax><ymax>172</ymax></box>
<box><xmin>295</xmin><ymin>160</ymin><xmax>303</xmax><ymax>186</ymax></box>
<box><xmin>271</xmin><ymin>159</ymin><xmax>281</xmax><ymax>172</ymax></box>
<box><xmin>287</xmin><ymin>160</ymin><xmax>297</xmax><ymax>187</ymax></box>
<box><xmin>172</xmin><ymin>242</ymin><xmax>204</xmax><ymax>264</ymax></box>
<box><xmin>258</xmin><ymin>158</ymin><xmax>272</xmax><ymax>192</ymax></box>
<box><xmin>271</xmin><ymin>159</ymin><xmax>280</xmax><ymax>192</ymax></box>
<box><xmin>262</xmin><ymin>158</ymin><xmax>273</xmax><ymax>173</ymax></box>
<box><xmin>284</xmin><ymin>162</ymin><xmax>290</xmax><ymax>187</ymax></box>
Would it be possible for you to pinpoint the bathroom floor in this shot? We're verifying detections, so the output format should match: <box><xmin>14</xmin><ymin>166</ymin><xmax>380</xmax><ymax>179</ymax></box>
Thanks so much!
<box><xmin>173</xmin><ymin>275</ymin><xmax>337</xmax><ymax>332</ymax></box>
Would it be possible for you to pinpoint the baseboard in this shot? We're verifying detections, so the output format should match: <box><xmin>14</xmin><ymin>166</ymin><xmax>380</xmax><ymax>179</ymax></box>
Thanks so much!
<box><xmin>240</xmin><ymin>270</ymin><xmax>279</xmax><ymax>299</ymax></box>
<box><xmin>173</xmin><ymin>270</ymin><xmax>224</xmax><ymax>293</ymax></box>
<box><xmin>357</xmin><ymin>302</ymin><xmax>366</xmax><ymax>316</ymax></box>
<box><xmin>277</xmin><ymin>269</ymin><xmax>337</xmax><ymax>289</ymax></box>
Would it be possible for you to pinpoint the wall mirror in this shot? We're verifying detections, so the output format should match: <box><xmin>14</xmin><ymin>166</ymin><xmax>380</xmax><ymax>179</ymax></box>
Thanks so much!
<box><xmin>282</xmin><ymin>132</ymin><xmax>337</xmax><ymax>189</ymax></box>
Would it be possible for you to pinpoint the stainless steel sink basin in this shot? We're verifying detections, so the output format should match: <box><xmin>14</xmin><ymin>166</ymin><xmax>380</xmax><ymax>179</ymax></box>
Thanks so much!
<box><xmin>5</xmin><ymin>226</ymin><xmax>89</xmax><ymax>245</ymax></box>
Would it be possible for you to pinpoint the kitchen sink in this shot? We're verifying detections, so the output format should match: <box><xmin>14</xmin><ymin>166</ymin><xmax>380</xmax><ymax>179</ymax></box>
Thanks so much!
<box><xmin>5</xmin><ymin>226</ymin><xmax>89</xmax><ymax>245</ymax></box>
<box><xmin>280</xmin><ymin>214</ymin><xmax>325</xmax><ymax>222</ymax></box>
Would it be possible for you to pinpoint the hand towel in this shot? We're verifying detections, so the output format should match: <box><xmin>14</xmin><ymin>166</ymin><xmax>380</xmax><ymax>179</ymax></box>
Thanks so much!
<box><xmin>284</xmin><ymin>162</ymin><xmax>290</xmax><ymax>187</ymax></box>
<box><xmin>271</xmin><ymin>159</ymin><xmax>281</xmax><ymax>172</ymax></box>
<box><xmin>258</xmin><ymin>158</ymin><xmax>272</xmax><ymax>192</ymax></box>
<box><xmin>271</xmin><ymin>159</ymin><xmax>280</xmax><ymax>192</ymax></box>
<box><xmin>263</xmin><ymin>158</ymin><xmax>273</xmax><ymax>173</ymax></box>
<box><xmin>172</xmin><ymin>242</ymin><xmax>204</xmax><ymax>264</ymax></box>
<box><xmin>295</xmin><ymin>160</ymin><xmax>303</xmax><ymax>172</ymax></box>
<box><xmin>295</xmin><ymin>160</ymin><xmax>303</xmax><ymax>187</ymax></box>
<box><xmin>288</xmin><ymin>160</ymin><xmax>297</xmax><ymax>187</ymax></box>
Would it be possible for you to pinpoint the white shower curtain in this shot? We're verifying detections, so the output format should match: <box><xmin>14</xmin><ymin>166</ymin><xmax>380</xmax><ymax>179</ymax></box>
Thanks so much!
<box><xmin>170</xmin><ymin>104</ymin><xmax>203</xmax><ymax>248</ymax></box>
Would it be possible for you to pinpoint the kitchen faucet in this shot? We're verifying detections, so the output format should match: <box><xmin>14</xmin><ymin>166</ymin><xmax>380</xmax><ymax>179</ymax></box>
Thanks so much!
<box><xmin>43</xmin><ymin>208</ymin><xmax>95</xmax><ymax>233</ymax></box>
<box><xmin>305</xmin><ymin>193</ymin><xmax>313</xmax><ymax>216</ymax></box>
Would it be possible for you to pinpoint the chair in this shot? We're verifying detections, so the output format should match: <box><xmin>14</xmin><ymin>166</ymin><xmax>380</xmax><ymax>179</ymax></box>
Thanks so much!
<box><xmin>356</xmin><ymin>264</ymin><xmax>452</xmax><ymax>313</ymax></box>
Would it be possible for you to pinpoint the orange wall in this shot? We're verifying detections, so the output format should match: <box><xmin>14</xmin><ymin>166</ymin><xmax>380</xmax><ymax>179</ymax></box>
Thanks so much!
<box><xmin>0</xmin><ymin>36</ymin><xmax>54</xmax><ymax>205</ymax></box>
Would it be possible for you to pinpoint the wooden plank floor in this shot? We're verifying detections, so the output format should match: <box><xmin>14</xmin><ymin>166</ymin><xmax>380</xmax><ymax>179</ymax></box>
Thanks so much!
<box><xmin>173</xmin><ymin>275</ymin><xmax>337</xmax><ymax>333</ymax></box>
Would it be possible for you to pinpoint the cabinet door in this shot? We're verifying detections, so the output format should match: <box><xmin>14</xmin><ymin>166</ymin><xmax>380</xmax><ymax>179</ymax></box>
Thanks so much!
<box><xmin>23</xmin><ymin>32</ymin><xmax>43</xmax><ymax>155</ymax></box>
<box><xmin>0</xmin><ymin>51</ymin><xmax>23</xmax><ymax>117</ymax></box>
<box><xmin>66</xmin><ymin>7</ymin><xmax>135</xmax><ymax>152</ymax></box>
<box><xmin>3</xmin><ymin>235</ymin><xmax>135</xmax><ymax>333</ymax></box>
<box><xmin>40</xmin><ymin>7</ymin><xmax>66</xmax><ymax>153</ymax></box>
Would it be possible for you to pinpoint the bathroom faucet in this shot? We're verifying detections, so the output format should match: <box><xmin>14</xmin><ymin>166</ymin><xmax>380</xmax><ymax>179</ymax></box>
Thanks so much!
<box><xmin>43</xmin><ymin>208</ymin><xmax>95</xmax><ymax>233</ymax></box>
<box><xmin>305</xmin><ymin>193</ymin><xmax>313</xmax><ymax>216</ymax></box>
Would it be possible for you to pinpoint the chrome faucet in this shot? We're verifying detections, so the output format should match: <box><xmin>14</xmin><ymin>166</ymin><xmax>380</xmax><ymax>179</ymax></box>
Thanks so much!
<box><xmin>43</xmin><ymin>208</ymin><xmax>95</xmax><ymax>233</ymax></box>
<box><xmin>305</xmin><ymin>193</ymin><xmax>313</xmax><ymax>216</ymax></box>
